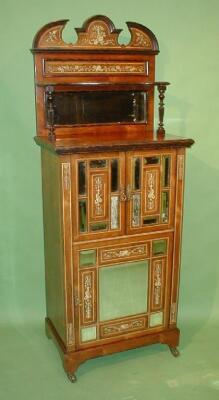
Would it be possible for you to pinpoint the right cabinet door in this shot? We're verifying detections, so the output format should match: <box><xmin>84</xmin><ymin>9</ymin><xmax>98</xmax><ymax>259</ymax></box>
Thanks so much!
<box><xmin>126</xmin><ymin>149</ymin><xmax>177</xmax><ymax>234</ymax></box>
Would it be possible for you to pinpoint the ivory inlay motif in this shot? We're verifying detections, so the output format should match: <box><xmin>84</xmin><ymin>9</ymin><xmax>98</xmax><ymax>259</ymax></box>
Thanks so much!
<box><xmin>45</xmin><ymin>61</ymin><xmax>145</xmax><ymax>75</ymax></box>
<box><xmin>102</xmin><ymin>318</ymin><xmax>145</xmax><ymax>336</ymax></box>
<box><xmin>154</xmin><ymin>262</ymin><xmax>162</xmax><ymax>306</ymax></box>
<box><xmin>147</xmin><ymin>172</ymin><xmax>156</xmax><ymax>210</ymax></box>
<box><xmin>67</xmin><ymin>322</ymin><xmax>74</xmax><ymax>345</ymax></box>
<box><xmin>177</xmin><ymin>155</ymin><xmax>184</xmax><ymax>181</ymax></box>
<box><xmin>62</xmin><ymin>163</ymin><xmax>71</xmax><ymax>191</ymax></box>
<box><xmin>131</xmin><ymin>29</ymin><xmax>152</xmax><ymax>48</ymax></box>
<box><xmin>101</xmin><ymin>244</ymin><xmax>147</xmax><ymax>261</ymax></box>
<box><xmin>94</xmin><ymin>176</ymin><xmax>103</xmax><ymax>216</ymax></box>
<box><xmin>83</xmin><ymin>274</ymin><xmax>93</xmax><ymax>320</ymax></box>
<box><xmin>78</xmin><ymin>23</ymin><xmax>117</xmax><ymax>46</ymax></box>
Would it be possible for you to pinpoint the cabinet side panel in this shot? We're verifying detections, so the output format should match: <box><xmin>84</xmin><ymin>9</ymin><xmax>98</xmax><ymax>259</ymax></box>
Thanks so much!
<box><xmin>170</xmin><ymin>148</ymin><xmax>186</xmax><ymax>326</ymax></box>
<box><xmin>41</xmin><ymin>149</ymin><xmax>66</xmax><ymax>342</ymax></box>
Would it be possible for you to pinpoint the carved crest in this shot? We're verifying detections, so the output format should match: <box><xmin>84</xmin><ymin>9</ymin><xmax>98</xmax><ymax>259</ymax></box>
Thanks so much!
<box><xmin>32</xmin><ymin>15</ymin><xmax>159</xmax><ymax>52</ymax></box>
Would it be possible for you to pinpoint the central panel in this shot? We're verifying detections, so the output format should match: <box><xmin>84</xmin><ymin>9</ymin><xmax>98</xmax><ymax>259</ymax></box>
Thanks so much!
<box><xmin>99</xmin><ymin>260</ymin><xmax>149</xmax><ymax>321</ymax></box>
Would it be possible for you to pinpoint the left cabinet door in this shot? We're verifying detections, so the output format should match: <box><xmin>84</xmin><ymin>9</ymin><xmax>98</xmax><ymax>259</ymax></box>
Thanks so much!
<box><xmin>71</xmin><ymin>152</ymin><xmax>126</xmax><ymax>240</ymax></box>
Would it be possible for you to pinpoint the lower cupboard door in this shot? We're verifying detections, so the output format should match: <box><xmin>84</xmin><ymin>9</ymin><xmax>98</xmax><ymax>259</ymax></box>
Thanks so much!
<box><xmin>75</xmin><ymin>234</ymin><xmax>173</xmax><ymax>348</ymax></box>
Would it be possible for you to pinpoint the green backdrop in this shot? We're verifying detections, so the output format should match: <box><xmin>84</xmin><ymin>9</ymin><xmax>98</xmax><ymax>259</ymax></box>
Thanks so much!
<box><xmin>1</xmin><ymin>0</ymin><xmax>219</xmax><ymax>398</ymax></box>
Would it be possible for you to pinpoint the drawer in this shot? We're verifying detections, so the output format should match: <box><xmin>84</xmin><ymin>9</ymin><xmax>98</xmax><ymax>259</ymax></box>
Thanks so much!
<box><xmin>100</xmin><ymin>316</ymin><xmax>147</xmax><ymax>338</ymax></box>
<box><xmin>98</xmin><ymin>241</ymin><xmax>150</xmax><ymax>265</ymax></box>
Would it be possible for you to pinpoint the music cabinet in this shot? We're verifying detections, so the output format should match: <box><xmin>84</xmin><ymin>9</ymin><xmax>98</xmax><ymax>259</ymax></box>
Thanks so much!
<box><xmin>31</xmin><ymin>15</ymin><xmax>194</xmax><ymax>382</ymax></box>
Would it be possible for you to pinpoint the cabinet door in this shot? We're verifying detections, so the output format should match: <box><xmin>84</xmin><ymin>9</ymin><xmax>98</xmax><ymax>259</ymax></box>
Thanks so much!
<box><xmin>73</xmin><ymin>232</ymin><xmax>173</xmax><ymax>349</ymax></box>
<box><xmin>72</xmin><ymin>152</ymin><xmax>126</xmax><ymax>240</ymax></box>
<box><xmin>126</xmin><ymin>150</ymin><xmax>176</xmax><ymax>234</ymax></box>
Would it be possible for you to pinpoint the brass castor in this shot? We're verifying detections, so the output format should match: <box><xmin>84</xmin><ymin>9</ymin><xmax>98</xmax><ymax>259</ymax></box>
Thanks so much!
<box><xmin>67</xmin><ymin>372</ymin><xmax>77</xmax><ymax>383</ymax></box>
<box><xmin>169</xmin><ymin>346</ymin><xmax>180</xmax><ymax>357</ymax></box>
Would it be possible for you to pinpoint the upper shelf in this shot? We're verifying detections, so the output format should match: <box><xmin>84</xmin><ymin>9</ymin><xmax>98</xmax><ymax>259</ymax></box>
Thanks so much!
<box><xmin>32</xmin><ymin>15</ymin><xmax>159</xmax><ymax>53</ymax></box>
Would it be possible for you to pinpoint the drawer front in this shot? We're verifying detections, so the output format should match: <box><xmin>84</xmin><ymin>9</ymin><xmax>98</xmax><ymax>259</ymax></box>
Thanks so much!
<box><xmin>100</xmin><ymin>316</ymin><xmax>147</xmax><ymax>338</ymax></box>
<box><xmin>99</xmin><ymin>242</ymin><xmax>150</xmax><ymax>265</ymax></box>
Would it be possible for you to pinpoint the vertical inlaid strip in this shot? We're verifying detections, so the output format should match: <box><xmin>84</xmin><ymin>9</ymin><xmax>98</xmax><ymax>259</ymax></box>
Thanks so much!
<box><xmin>62</xmin><ymin>161</ymin><xmax>74</xmax><ymax>346</ymax></box>
<box><xmin>81</xmin><ymin>270</ymin><xmax>96</xmax><ymax>325</ymax></box>
<box><xmin>170</xmin><ymin>150</ymin><xmax>185</xmax><ymax>326</ymax></box>
<box><xmin>151</xmin><ymin>259</ymin><xmax>165</xmax><ymax>311</ymax></box>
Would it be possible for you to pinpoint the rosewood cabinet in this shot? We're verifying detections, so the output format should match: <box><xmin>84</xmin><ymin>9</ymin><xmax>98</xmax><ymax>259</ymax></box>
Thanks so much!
<box><xmin>32</xmin><ymin>15</ymin><xmax>194</xmax><ymax>382</ymax></box>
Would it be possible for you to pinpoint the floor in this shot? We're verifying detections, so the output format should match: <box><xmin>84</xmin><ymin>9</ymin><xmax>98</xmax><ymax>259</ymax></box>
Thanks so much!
<box><xmin>1</xmin><ymin>321</ymin><xmax>219</xmax><ymax>400</ymax></box>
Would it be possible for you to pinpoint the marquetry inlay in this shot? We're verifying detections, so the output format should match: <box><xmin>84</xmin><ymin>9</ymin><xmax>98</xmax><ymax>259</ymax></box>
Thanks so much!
<box><xmin>151</xmin><ymin>259</ymin><xmax>165</xmax><ymax>311</ymax></box>
<box><xmin>144</xmin><ymin>170</ymin><xmax>159</xmax><ymax>213</ymax></box>
<box><xmin>67</xmin><ymin>322</ymin><xmax>74</xmax><ymax>345</ymax></box>
<box><xmin>170</xmin><ymin>302</ymin><xmax>177</xmax><ymax>324</ymax></box>
<box><xmin>81</xmin><ymin>271</ymin><xmax>96</xmax><ymax>324</ymax></box>
<box><xmin>100</xmin><ymin>243</ymin><xmax>148</xmax><ymax>262</ymax></box>
<box><xmin>44</xmin><ymin>61</ymin><xmax>146</xmax><ymax>75</ymax></box>
<box><xmin>62</xmin><ymin>162</ymin><xmax>71</xmax><ymax>190</ymax></box>
<box><xmin>94</xmin><ymin>176</ymin><xmax>104</xmax><ymax>216</ymax></box>
<box><xmin>35</xmin><ymin>17</ymin><xmax>158</xmax><ymax>51</ymax></box>
<box><xmin>129</xmin><ymin>28</ymin><xmax>152</xmax><ymax>48</ymax></box>
<box><xmin>154</xmin><ymin>261</ymin><xmax>162</xmax><ymax>306</ymax></box>
<box><xmin>177</xmin><ymin>155</ymin><xmax>184</xmax><ymax>181</ymax></box>
<box><xmin>100</xmin><ymin>317</ymin><xmax>146</xmax><ymax>338</ymax></box>
<box><xmin>77</xmin><ymin>21</ymin><xmax>118</xmax><ymax>47</ymax></box>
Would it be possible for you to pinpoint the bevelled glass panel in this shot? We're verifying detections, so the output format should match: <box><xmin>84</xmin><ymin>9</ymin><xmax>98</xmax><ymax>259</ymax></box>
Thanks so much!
<box><xmin>78</xmin><ymin>161</ymin><xmax>86</xmax><ymax>195</ymax></box>
<box><xmin>90</xmin><ymin>159</ymin><xmax>107</xmax><ymax>168</ymax></box>
<box><xmin>144</xmin><ymin>156</ymin><xmax>160</xmax><ymax>165</ymax></box>
<box><xmin>161</xmin><ymin>191</ymin><xmax>169</xmax><ymax>223</ymax></box>
<box><xmin>162</xmin><ymin>156</ymin><xmax>170</xmax><ymax>187</ymax></box>
<box><xmin>143</xmin><ymin>216</ymin><xmax>159</xmax><ymax>225</ymax></box>
<box><xmin>99</xmin><ymin>260</ymin><xmax>148</xmax><ymax>321</ymax></box>
<box><xmin>79</xmin><ymin>249</ymin><xmax>96</xmax><ymax>267</ymax></box>
<box><xmin>90</xmin><ymin>222</ymin><xmax>108</xmax><ymax>231</ymax></box>
<box><xmin>133</xmin><ymin>158</ymin><xmax>140</xmax><ymax>190</ymax></box>
<box><xmin>79</xmin><ymin>200</ymin><xmax>87</xmax><ymax>232</ymax></box>
<box><xmin>111</xmin><ymin>159</ymin><xmax>118</xmax><ymax>192</ymax></box>
<box><xmin>52</xmin><ymin>91</ymin><xmax>147</xmax><ymax>125</ymax></box>
<box><xmin>81</xmin><ymin>326</ymin><xmax>97</xmax><ymax>342</ymax></box>
<box><xmin>152</xmin><ymin>240</ymin><xmax>167</xmax><ymax>256</ymax></box>
<box><xmin>111</xmin><ymin>196</ymin><xmax>119</xmax><ymax>229</ymax></box>
<box><xmin>132</xmin><ymin>194</ymin><xmax>141</xmax><ymax>227</ymax></box>
<box><xmin>149</xmin><ymin>312</ymin><xmax>163</xmax><ymax>327</ymax></box>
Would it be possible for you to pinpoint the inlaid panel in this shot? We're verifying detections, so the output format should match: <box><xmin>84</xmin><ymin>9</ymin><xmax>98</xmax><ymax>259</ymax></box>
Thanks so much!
<box><xmin>90</xmin><ymin>172</ymin><xmax>108</xmax><ymax>221</ymax></box>
<box><xmin>99</xmin><ymin>242</ymin><xmax>149</xmax><ymax>265</ymax></box>
<box><xmin>143</xmin><ymin>168</ymin><xmax>160</xmax><ymax>215</ymax></box>
<box><xmin>100</xmin><ymin>316</ymin><xmax>147</xmax><ymax>338</ymax></box>
<box><xmin>126</xmin><ymin>150</ymin><xmax>176</xmax><ymax>233</ymax></box>
<box><xmin>72</xmin><ymin>152</ymin><xmax>125</xmax><ymax>239</ymax></box>
<box><xmin>80</xmin><ymin>270</ymin><xmax>96</xmax><ymax>325</ymax></box>
<box><xmin>150</xmin><ymin>259</ymin><xmax>166</xmax><ymax>311</ymax></box>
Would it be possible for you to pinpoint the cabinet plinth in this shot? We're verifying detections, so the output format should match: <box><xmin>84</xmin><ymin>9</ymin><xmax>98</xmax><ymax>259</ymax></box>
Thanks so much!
<box><xmin>32</xmin><ymin>15</ymin><xmax>194</xmax><ymax>381</ymax></box>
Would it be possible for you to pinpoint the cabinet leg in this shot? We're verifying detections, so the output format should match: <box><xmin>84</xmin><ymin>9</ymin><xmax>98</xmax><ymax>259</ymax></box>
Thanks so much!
<box><xmin>168</xmin><ymin>346</ymin><xmax>180</xmax><ymax>357</ymax></box>
<box><xmin>67</xmin><ymin>372</ymin><xmax>77</xmax><ymax>383</ymax></box>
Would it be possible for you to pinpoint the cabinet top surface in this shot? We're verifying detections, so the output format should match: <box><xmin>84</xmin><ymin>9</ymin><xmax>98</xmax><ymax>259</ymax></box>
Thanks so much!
<box><xmin>35</xmin><ymin>133</ymin><xmax>194</xmax><ymax>154</ymax></box>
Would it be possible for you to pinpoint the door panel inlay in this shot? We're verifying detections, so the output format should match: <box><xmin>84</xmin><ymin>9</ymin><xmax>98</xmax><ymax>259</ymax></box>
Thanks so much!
<box><xmin>90</xmin><ymin>172</ymin><xmax>108</xmax><ymax>220</ymax></box>
<box><xmin>151</xmin><ymin>259</ymin><xmax>165</xmax><ymax>311</ymax></box>
<box><xmin>80</xmin><ymin>270</ymin><xmax>96</xmax><ymax>324</ymax></box>
<box><xmin>144</xmin><ymin>169</ymin><xmax>160</xmax><ymax>214</ymax></box>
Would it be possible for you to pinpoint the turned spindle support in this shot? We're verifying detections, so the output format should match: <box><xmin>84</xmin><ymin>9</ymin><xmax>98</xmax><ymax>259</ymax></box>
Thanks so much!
<box><xmin>46</xmin><ymin>86</ymin><xmax>56</xmax><ymax>141</ymax></box>
<box><xmin>155</xmin><ymin>82</ymin><xmax>170</xmax><ymax>137</ymax></box>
